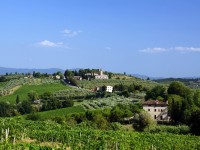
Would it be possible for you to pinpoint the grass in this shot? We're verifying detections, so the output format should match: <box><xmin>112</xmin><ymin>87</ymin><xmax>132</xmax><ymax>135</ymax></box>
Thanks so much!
<box><xmin>35</xmin><ymin>106</ymin><xmax>85</xmax><ymax>119</ymax></box>
<box><xmin>0</xmin><ymin>83</ymin><xmax>70</xmax><ymax>104</ymax></box>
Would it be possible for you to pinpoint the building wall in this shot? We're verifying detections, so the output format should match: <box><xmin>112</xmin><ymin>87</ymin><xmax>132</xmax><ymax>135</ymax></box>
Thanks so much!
<box><xmin>143</xmin><ymin>105</ymin><xmax>168</xmax><ymax>121</ymax></box>
<box><xmin>95</xmin><ymin>75</ymin><xmax>108</xmax><ymax>79</ymax></box>
<box><xmin>106</xmin><ymin>86</ymin><xmax>113</xmax><ymax>93</ymax></box>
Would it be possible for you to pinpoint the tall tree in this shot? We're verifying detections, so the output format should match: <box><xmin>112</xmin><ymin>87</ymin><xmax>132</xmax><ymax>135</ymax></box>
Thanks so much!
<box><xmin>16</xmin><ymin>95</ymin><xmax>20</xmax><ymax>104</ymax></box>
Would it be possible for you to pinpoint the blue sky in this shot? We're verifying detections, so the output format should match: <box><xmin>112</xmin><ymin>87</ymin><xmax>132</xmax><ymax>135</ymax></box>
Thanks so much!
<box><xmin>0</xmin><ymin>0</ymin><xmax>200</xmax><ymax>77</ymax></box>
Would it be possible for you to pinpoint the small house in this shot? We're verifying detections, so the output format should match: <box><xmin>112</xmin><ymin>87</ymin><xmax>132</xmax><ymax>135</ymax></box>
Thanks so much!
<box><xmin>142</xmin><ymin>100</ymin><xmax>169</xmax><ymax>121</ymax></box>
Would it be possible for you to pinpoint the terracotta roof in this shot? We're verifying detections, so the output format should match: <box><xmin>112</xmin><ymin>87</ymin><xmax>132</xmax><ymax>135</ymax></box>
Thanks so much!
<box><xmin>142</xmin><ymin>100</ymin><xmax>168</xmax><ymax>106</ymax></box>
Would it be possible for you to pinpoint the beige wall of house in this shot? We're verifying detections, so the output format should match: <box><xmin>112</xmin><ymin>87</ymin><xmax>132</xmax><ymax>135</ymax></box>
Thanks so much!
<box><xmin>143</xmin><ymin>105</ymin><xmax>168</xmax><ymax>121</ymax></box>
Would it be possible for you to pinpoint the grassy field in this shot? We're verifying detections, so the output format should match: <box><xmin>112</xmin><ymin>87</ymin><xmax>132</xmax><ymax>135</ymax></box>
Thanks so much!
<box><xmin>0</xmin><ymin>83</ymin><xmax>70</xmax><ymax>104</ymax></box>
<box><xmin>35</xmin><ymin>105</ymin><xmax>85</xmax><ymax>119</ymax></box>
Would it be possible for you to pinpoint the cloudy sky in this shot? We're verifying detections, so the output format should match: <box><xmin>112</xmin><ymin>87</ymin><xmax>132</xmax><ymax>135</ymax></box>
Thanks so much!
<box><xmin>0</xmin><ymin>0</ymin><xmax>200</xmax><ymax>77</ymax></box>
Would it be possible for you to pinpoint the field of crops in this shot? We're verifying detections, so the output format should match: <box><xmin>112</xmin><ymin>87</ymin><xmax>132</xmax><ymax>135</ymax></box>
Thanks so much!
<box><xmin>0</xmin><ymin>118</ymin><xmax>199</xmax><ymax>149</ymax></box>
<box><xmin>0</xmin><ymin>83</ymin><xmax>70</xmax><ymax>104</ymax></box>
<box><xmin>77</xmin><ymin>79</ymin><xmax>159</xmax><ymax>90</ymax></box>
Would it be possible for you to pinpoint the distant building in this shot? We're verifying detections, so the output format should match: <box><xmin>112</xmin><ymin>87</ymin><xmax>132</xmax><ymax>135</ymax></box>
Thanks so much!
<box><xmin>106</xmin><ymin>85</ymin><xmax>113</xmax><ymax>93</ymax></box>
<box><xmin>85</xmin><ymin>69</ymin><xmax>109</xmax><ymax>80</ymax></box>
<box><xmin>94</xmin><ymin>69</ymin><xmax>109</xmax><ymax>79</ymax></box>
<box><xmin>74</xmin><ymin>76</ymin><xmax>82</xmax><ymax>80</ymax></box>
<box><xmin>142</xmin><ymin>100</ymin><xmax>169</xmax><ymax>121</ymax></box>
<box><xmin>55</xmin><ymin>75</ymin><xmax>61</xmax><ymax>80</ymax></box>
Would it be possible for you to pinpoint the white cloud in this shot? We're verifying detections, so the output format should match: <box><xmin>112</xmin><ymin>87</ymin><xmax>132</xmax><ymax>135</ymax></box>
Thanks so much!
<box><xmin>174</xmin><ymin>47</ymin><xmax>200</xmax><ymax>52</ymax></box>
<box><xmin>140</xmin><ymin>47</ymin><xmax>168</xmax><ymax>53</ymax></box>
<box><xmin>140</xmin><ymin>47</ymin><xmax>200</xmax><ymax>53</ymax></box>
<box><xmin>62</xmin><ymin>29</ymin><xmax>82</xmax><ymax>37</ymax></box>
<box><xmin>37</xmin><ymin>40</ymin><xmax>68</xmax><ymax>48</ymax></box>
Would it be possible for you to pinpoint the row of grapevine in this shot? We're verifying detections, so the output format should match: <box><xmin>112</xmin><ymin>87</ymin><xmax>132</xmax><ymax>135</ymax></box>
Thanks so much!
<box><xmin>0</xmin><ymin>118</ymin><xmax>199</xmax><ymax>149</ymax></box>
<box><xmin>0</xmin><ymin>78</ymin><xmax>59</xmax><ymax>96</ymax></box>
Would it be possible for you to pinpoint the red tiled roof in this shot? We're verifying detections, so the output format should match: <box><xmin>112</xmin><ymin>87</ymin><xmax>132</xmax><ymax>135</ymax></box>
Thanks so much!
<box><xmin>142</xmin><ymin>100</ymin><xmax>168</xmax><ymax>106</ymax></box>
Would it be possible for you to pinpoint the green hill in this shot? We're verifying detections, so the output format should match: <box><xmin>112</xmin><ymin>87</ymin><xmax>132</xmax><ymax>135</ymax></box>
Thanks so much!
<box><xmin>0</xmin><ymin>83</ymin><xmax>70</xmax><ymax>104</ymax></box>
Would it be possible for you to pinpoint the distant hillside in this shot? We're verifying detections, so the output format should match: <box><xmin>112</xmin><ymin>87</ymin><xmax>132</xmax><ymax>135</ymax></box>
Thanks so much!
<box><xmin>154</xmin><ymin>77</ymin><xmax>200</xmax><ymax>88</ymax></box>
<box><xmin>131</xmin><ymin>74</ymin><xmax>164</xmax><ymax>80</ymax></box>
<box><xmin>0</xmin><ymin>67</ymin><xmax>65</xmax><ymax>75</ymax></box>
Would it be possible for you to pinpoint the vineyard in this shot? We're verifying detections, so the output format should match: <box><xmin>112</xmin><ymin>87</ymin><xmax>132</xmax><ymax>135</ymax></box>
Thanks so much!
<box><xmin>0</xmin><ymin>82</ymin><xmax>70</xmax><ymax>104</ymax></box>
<box><xmin>0</xmin><ymin>77</ymin><xmax>60</xmax><ymax>96</ymax></box>
<box><xmin>0</xmin><ymin>118</ymin><xmax>199</xmax><ymax>149</ymax></box>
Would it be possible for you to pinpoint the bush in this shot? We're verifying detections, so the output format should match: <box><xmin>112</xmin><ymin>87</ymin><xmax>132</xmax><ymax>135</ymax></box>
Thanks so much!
<box><xmin>109</xmin><ymin>122</ymin><xmax>122</xmax><ymax>130</ymax></box>
<box><xmin>26</xmin><ymin>113</ymin><xmax>41</xmax><ymax>121</ymax></box>
<box><xmin>52</xmin><ymin>116</ymin><xmax>65</xmax><ymax>124</ymax></box>
<box><xmin>147</xmin><ymin>125</ymin><xmax>189</xmax><ymax>134</ymax></box>
<box><xmin>189</xmin><ymin>110</ymin><xmax>200</xmax><ymax>135</ymax></box>
<box><xmin>132</xmin><ymin>111</ymin><xmax>156</xmax><ymax>131</ymax></box>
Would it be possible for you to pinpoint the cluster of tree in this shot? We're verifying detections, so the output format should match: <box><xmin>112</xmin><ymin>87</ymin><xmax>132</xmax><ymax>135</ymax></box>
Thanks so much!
<box><xmin>61</xmin><ymin>103</ymin><xmax>142</xmax><ymax>129</ymax></box>
<box><xmin>0</xmin><ymin>100</ymin><xmax>32</xmax><ymax>117</ymax></box>
<box><xmin>0</xmin><ymin>76</ymin><xmax>7</xmax><ymax>82</ymax></box>
<box><xmin>32</xmin><ymin>71</ymin><xmax>50</xmax><ymax>78</ymax></box>
<box><xmin>114</xmin><ymin>83</ymin><xmax>146</xmax><ymax>92</ymax></box>
<box><xmin>113</xmin><ymin>83</ymin><xmax>147</xmax><ymax>98</ymax></box>
<box><xmin>0</xmin><ymin>90</ymin><xmax>75</xmax><ymax>117</ymax></box>
<box><xmin>41</xmin><ymin>99</ymin><xmax>74</xmax><ymax>111</ymax></box>
<box><xmin>145</xmin><ymin>81</ymin><xmax>200</xmax><ymax>135</ymax></box>
<box><xmin>64</xmin><ymin>69</ymin><xmax>112</xmax><ymax>81</ymax></box>
<box><xmin>145</xmin><ymin>85</ymin><xmax>167</xmax><ymax>100</ymax></box>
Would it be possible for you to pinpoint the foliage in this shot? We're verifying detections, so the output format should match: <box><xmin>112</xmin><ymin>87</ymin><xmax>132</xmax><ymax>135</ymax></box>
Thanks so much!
<box><xmin>18</xmin><ymin>100</ymin><xmax>32</xmax><ymax>114</ymax></box>
<box><xmin>145</xmin><ymin>85</ymin><xmax>166</xmax><ymax>100</ymax></box>
<box><xmin>27</xmin><ymin>91</ymin><xmax>38</xmax><ymax>102</ymax></box>
<box><xmin>168</xmin><ymin>81</ymin><xmax>192</xmax><ymax>100</ymax></box>
<box><xmin>167</xmin><ymin>81</ymin><xmax>199</xmax><ymax>124</ymax></box>
<box><xmin>26</xmin><ymin>113</ymin><xmax>41</xmax><ymax>121</ymax></box>
<box><xmin>0</xmin><ymin>118</ymin><xmax>200</xmax><ymax>149</ymax></box>
<box><xmin>77</xmin><ymin>78</ymin><xmax>158</xmax><ymax>90</ymax></box>
<box><xmin>132</xmin><ymin>111</ymin><xmax>156</xmax><ymax>131</ymax></box>
<box><xmin>193</xmin><ymin>89</ymin><xmax>200</xmax><ymax>107</ymax></box>
<box><xmin>147</xmin><ymin>125</ymin><xmax>190</xmax><ymax>134</ymax></box>
<box><xmin>0</xmin><ymin>101</ymin><xmax>13</xmax><ymax>117</ymax></box>
<box><xmin>189</xmin><ymin>110</ymin><xmax>200</xmax><ymax>135</ymax></box>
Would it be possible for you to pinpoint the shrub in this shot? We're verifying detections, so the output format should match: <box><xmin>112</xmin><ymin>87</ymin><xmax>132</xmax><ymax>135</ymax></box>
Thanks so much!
<box><xmin>132</xmin><ymin>111</ymin><xmax>156</xmax><ymax>131</ymax></box>
<box><xmin>189</xmin><ymin>110</ymin><xmax>200</xmax><ymax>135</ymax></box>
<box><xmin>26</xmin><ymin>113</ymin><xmax>41</xmax><ymax>121</ymax></box>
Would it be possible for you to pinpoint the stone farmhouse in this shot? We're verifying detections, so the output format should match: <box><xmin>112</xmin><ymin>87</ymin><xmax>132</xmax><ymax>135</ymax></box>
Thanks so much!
<box><xmin>142</xmin><ymin>100</ymin><xmax>169</xmax><ymax>121</ymax></box>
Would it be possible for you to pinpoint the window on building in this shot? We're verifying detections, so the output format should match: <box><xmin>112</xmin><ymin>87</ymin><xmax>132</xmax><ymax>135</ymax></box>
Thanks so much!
<box><xmin>154</xmin><ymin>109</ymin><xmax>156</xmax><ymax>112</ymax></box>
<box><xmin>158</xmin><ymin>109</ymin><xmax>160</xmax><ymax>112</ymax></box>
<box><xmin>161</xmin><ymin>109</ymin><xmax>163</xmax><ymax>112</ymax></box>
<box><xmin>160</xmin><ymin>116</ymin><xmax>163</xmax><ymax>120</ymax></box>
<box><xmin>148</xmin><ymin>109</ymin><xmax>150</xmax><ymax>111</ymax></box>
<box><xmin>154</xmin><ymin>115</ymin><xmax>156</xmax><ymax>119</ymax></box>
